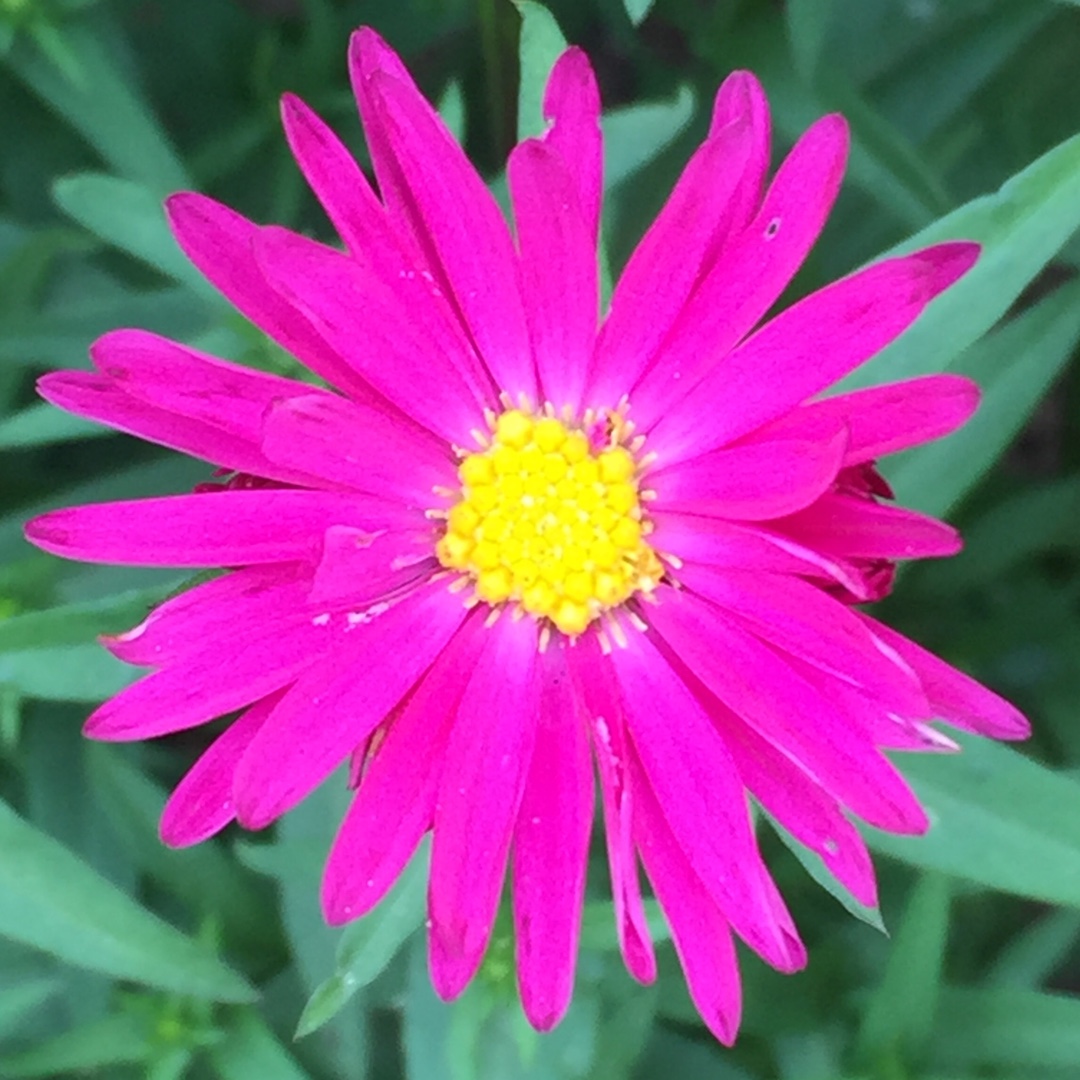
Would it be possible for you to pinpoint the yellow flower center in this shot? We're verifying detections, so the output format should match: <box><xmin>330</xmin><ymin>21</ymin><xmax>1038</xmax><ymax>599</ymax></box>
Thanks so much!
<box><xmin>435</xmin><ymin>408</ymin><xmax>664</xmax><ymax>637</ymax></box>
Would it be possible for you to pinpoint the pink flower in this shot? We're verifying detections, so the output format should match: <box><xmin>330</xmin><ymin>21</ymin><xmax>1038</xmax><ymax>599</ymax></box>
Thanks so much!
<box><xmin>25</xmin><ymin>28</ymin><xmax>1028</xmax><ymax>1042</ymax></box>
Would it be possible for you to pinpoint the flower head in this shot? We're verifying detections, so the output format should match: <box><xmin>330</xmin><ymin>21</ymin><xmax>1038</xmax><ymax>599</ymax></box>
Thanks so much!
<box><xmin>25</xmin><ymin>28</ymin><xmax>1029</xmax><ymax>1041</ymax></box>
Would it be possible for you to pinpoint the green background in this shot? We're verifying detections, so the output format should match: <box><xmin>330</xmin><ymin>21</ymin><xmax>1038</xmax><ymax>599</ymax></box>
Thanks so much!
<box><xmin>3</xmin><ymin>0</ymin><xmax>1080</xmax><ymax>1076</ymax></box>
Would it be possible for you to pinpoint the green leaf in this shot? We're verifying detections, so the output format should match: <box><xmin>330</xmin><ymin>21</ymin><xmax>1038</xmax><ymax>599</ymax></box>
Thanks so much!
<box><xmin>603</xmin><ymin>86</ymin><xmax>695</xmax><ymax>191</ymax></box>
<box><xmin>297</xmin><ymin>838</ymin><xmax>430</xmax><ymax>1038</ymax></box>
<box><xmin>53</xmin><ymin>173</ymin><xmax>216</xmax><ymax>298</ymax></box>
<box><xmin>848</xmin><ymin>126</ymin><xmax>1080</xmax><ymax>390</ymax></box>
<box><xmin>0</xmin><ymin>641</ymin><xmax>138</xmax><ymax>701</ymax></box>
<box><xmin>767</xmin><ymin>813</ymin><xmax>886</xmax><ymax>933</ymax></box>
<box><xmin>885</xmin><ymin>281</ymin><xmax>1080</xmax><ymax>517</ymax></box>
<box><xmin>0</xmin><ymin>587</ymin><xmax>161</xmax><ymax>652</ymax></box>
<box><xmin>785</xmin><ymin>0</ymin><xmax>835</xmax><ymax>79</ymax></box>
<box><xmin>0</xmin><ymin>401</ymin><xmax>110</xmax><ymax>449</ymax></box>
<box><xmin>867</xmin><ymin>734</ymin><xmax>1080</xmax><ymax>911</ymax></box>
<box><xmin>985</xmin><ymin>909</ymin><xmax>1080</xmax><ymax>989</ymax></box>
<box><xmin>578</xmin><ymin>897</ymin><xmax>671</xmax><ymax>951</ymax></box>
<box><xmin>622</xmin><ymin>0</ymin><xmax>655</xmax><ymax>28</ymax></box>
<box><xmin>5</xmin><ymin>12</ymin><xmax>188</xmax><ymax>194</ymax></box>
<box><xmin>0</xmin><ymin>976</ymin><xmax>61</xmax><ymax>1036</ymax></box>
<box><xmin>513</xmin><ymin>0</ymin><xmax>567</xmax><ymax>141</ymax></box>
<box><xmin>0</xmin><ymin>798</ymin><xmax>255</xmax><ymax>1002</ymax></box>
<box><xmin>856</xmin><ymin>873</ymin><xmax>950</xmax><ymax>1063</ymax></box>
<box><xmin>0</xmin><ymin>1013</ymin><xmax>153</xmax><ymax>1077</ymax></box>
<box><xmin>209</xmin><ymin>1010</ymin><xmax>313</xmax><ymax>1080</ymax></box>
<box><xmin>930</xmin><ymin>987</ymin><xmax>1080</xmax><ymax>1071</ymax></box>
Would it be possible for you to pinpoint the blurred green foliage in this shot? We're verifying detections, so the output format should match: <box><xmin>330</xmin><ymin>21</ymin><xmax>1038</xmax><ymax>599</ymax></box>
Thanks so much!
<box><xmin>2</xmin><ymin>0</ymin><xmax>1080</xmax><ymax>1076</ymax></box>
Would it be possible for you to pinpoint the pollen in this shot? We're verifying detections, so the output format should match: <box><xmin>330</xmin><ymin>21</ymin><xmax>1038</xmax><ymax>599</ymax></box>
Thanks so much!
<box><xmin>435</xmin><ymin>408</ymin><xmax>664</xmax><ymax>636</ymax></box>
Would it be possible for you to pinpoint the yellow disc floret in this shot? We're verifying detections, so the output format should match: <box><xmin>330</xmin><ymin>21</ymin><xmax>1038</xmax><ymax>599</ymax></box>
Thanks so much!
<box><xmin>435</xmin><ymin>408</ymin><xmax>664</xmax><ymax>636</ymax></box>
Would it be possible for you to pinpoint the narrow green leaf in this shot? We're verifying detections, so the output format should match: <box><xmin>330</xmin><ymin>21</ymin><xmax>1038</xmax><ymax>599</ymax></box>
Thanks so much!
<box><xmin>209</xmin><ymin>1010</ymin><xmax>313</xmax><ymax>1080</ymax></box>
<box><xmin>785</xmin><ymin>0</ymin><xmax>835</xmax><ymax>79</ymax></box>
<box><xmin>867</xmin><ymin>734</ymin><xmax>1080</xmax><ymax>910</ymax></box>
<box><xmin>513</xmin><ymin>0</ymin><xmax>567</xmax><ymax>141</ymax></box>
<box><xmin>623</xmin><ymin>0</ymin><xmax>655</xmax><ymax>27</ymax></box>
<box><xmin>0</xmin><ymin>401</ymin><xmax>110</xmax><ymax>449</ymax></box>
<box><xmin>0</xmin><ymin>1013</ymin><xmax>152</xmax><ymax>1077</ymax></box>
<box><xmin>856</xmin><ymin>873</ymin><xmax>950</xmax><ymax>1062</ymax></box>
<box><xmin>53</xmin><ymin>173</ymin><xmax>215</xmax><ymax>298</ymax></box>
<box><xmin>0</xmin><ymin>588</ymin><xmax>161</xmax><ymax>651</ymax></box>
<box><xmin>603</xmin><ymin>87</ymin><xmax>695</xmax><ymax>191</ymax></box>
<box><xmin>848</xmin><ymin>127</ymin><xmax>1080</xmax><ymax>390</ymax></box>
<box><xmin>930</xmin><ymin>987</ymin><xmax>1080</xmax><ymax>1071</ymax></box>
<box><xmin>886</xmin><ymin>281</ymin><xmax>1080</xmax><ymax>517</ymax></box>
<box><xmin>0</xmin><ymin>642</ymin><xmax>138</xmax><ymax>701</ymax></box>
<box><xmin>5</xmin><ymin>13</ymin><xmax>188</xmax><ymax>193</ymax></box>
<box><xmin>296</xmin><ymin>838</ymin><xmax>430</xmax><ymax>1037</ymax></box>
<box><xmin>0</xmin><ymin>798</ymin><xmax>255</xmax><ymax>1002</ymax></box>
<box><xmin>0</xmin><ymin>976</ymin><xmax>61</xmax><ymax>1036</ymax></box>
<box><xmin>985</xmin><ymin>909</ymin><xmax>1080</xmax><ymax>989</ymax></box>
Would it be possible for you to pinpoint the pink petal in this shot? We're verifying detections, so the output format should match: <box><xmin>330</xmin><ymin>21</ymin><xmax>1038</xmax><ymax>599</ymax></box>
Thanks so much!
<box><xmin>37</xmin><ymin>371</ymin><xmax>301</xmax><ymax>483</ymax></box>
<box><xmin>542</xmin><ymin>48</ymin><xmax>602</xmax><ymax>243</ymax></box>
<box><xmin>676</xmin><ymin>564</ymin><xmax>928</xmax><ymax>715</ymax></box>
<box><xmin>165</xmin><ymin>193</ymin><xmax>378</xmax><ymax>401</ymax></box>
<box><xmin>646</xmin><ymin>594</ymin><xmax>930</xmax><ymax>834</ymax></box>
<box><xmin>645</xmin><ymin>242</ymin><xmax>980</xmax><ymax>464</ymax></box>
<box><xmin>566</xmin><ymin>635</ymin><xmax>657</xmax><ymax>984</ymax></box>
<box><xmin>103</xmin><ymin>563</ymin><xmax>310</xmax><ymax>667</ymax></box>
<box><xmin>707</xmin><ymin>70</ymin><xmax>771</xmax><ymax>235</ymax></box>
<box><xmin>84</xmin><ymin>613</ymin><xmax>341</xmax><ymax>740</ymax></box>
<box><xmin>260</xmin><ymin>393</ymin><xmax>455</xmax><ymax>507</ymax></box>
<box><xmin>586</xmin><ymin>117</ymin><xmax>753</xmax><ymax>407</ymax></box>
<box><xmin>648</xmin><ymin>426</ymin><xmax>847</xmax><ymax>521</ymax></box>
<box><xmin>860</xmin><ymin>615</ymin><xmax>1030</xmax><ymax>740</ymax></box>
<box><xmin>777</xmin><ymin>495</ymin><xmax>962</xmax><ymax>560</ymax></box>
<box><xmin>631</xmin><ymin>114</ymin><xmax>848</xmax><ymax>428</ymax></box>
<box><xmin>631</xmin><ymin>758</ymin><xmax>742</xmax><ymax>1044</ymax></box>
<box><xmin>280</xmin><ymin>94</ymin><xmax>497</xmax><ymax>413</ymax></box>
<box><xmin>255</xmin><ymin>227</ymin><xmax>487</xmax><ymax>445</ymax></box>
<box><xmin>308</xmin><ymin>525</ymin><xmax>436</xmax><ymax>607</ymax></box>
<box><xmin>609</xmin><ymin>631</ymin><xmax>803</xmax><ymax>971</ymax></box>
<box><xmin>784</xmin><ymin>374</ymin><xmax>980</xmax><ymax>465</ymax></box>
<box><xmin>365</xmin><ymin>69</ymin><xmax>535</xmax><ymax>401</ymax></box>
<box><xmin>429</xmin><ymin>616</ymin><xmax>540</xmax><ymax>1001</ymax></box>
<box><xmin>706</xmin><ymin>698</ymin><xmax>878</xmax><ymax>907</ymax></box>
<box><xmin>649</xmin><ymin>514</ymin><xmax>869</xmax><ymax>598</ymax></box>
<box><xmin>322</xmin><ymin>611</ymin><xmax>487</xmax><ymax>924</ymax></box>
<box><xmin>159</xmin><ymin>691</ymin><xmax>283</xmax><ymax>846</ymax></box>
<box><xmin>508</xmin><ymin>138</ymin><xmax>596</xmax><ymax>414</ymax></box>
<box><xmin>232</xmin><ymin>579</ymin><xmax>468</xmax><ymax>829</ymax></box>
<box><xmin>25</xmin><ymin>490</ymin><xmax>420</xmax><ymax>567</ymax></box>
<box><xmin>512</xmin><ymin>646</ymin><xmax>594</xmax><ymax>1031</ymax></box>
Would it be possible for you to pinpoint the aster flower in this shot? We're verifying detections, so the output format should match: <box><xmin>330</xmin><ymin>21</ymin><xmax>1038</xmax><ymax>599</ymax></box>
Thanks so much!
<box><xmin>25</xmin><ymin>28</ymin><xmax>1029</xmax><ymax>1042</ymax></box>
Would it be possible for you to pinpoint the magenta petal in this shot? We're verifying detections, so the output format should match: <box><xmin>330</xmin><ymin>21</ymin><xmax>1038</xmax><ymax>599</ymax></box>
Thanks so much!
<box><xmin>37</xmin><ymin>371</ymin><xmax>299</xmax><ymax>483</ymax></box>
<box><xmin>26</xmin><ymin>490</ymin><xmax>419</xmax><ymax>567</ymax></box>
<box><xmin>646</xmin><ymin>242</ymin><xmax>981</xmax><ymax>463</ymax></box>
<box><xmin>649</xmin><ymin>427</ymin><xmax>847</xmax><ymax>521</ymax></box>
<box><xmin>631</xmin><ymin>759</ymin><xmax>742</xmax><ymax>1044</ymax></box>
<box><xmin>429</xmin><ymin>617</ymin><xmax>540</xmax><ymax>1001</ymax></box>
<box><xmin>322</xmin><ymin>612</ymin><xmax>487</xmax><ymax>924</ymax></box>
<box><xmin>165</xmin><ymin>193</ymin><xmax>376</xmax><ymax>401</ymax></box>
<box><xmin>103</xmin><ymin>563</ymin><xmax>309</xmax><ymax>667</ymax></box>
<box><xmin>566</xmin><ymin>636</ymin><xmax>657</xmax><ymax>984</ymax></box>
<box><xmin>509</xmin><ymin>138</ymin><xmax>596</xmax><ymax>415</ymax></box>
<box><xmin>646</xmin><ymin>594</ymin><xmax>930</xmax><ymax>834</ymax></box>
<box><xmin>632</xmin><ymin>113</ymin><xmax>848</xmax><ymax>428</ymax></box>
<box><xmin>778</xmin><ymin>495</ymin><xmax>962</xmax><ymax>560</ymax></box>
<box><xmin>255</xmin><ymin>227</ymin><xmax>486</xmax><ymax>444</ymax></box>
<box><xmin>366</xmin><ymin>70</ymin><xmax>536</xmax><ymax>401</ymax></box>
<box><xmin>309</xmin><ymin>525</ymin><xmax>435</xmax><ymax>607</ymax></box>
<box><xmin>159</xmin><ymin>691</ymin><xmax>283</xmax><ymax>847</ymax></box>
<box><xmin>609</xmin><ymin>632</ymin><xmax>802</xmax><ymax>971</ymax></box>
<box><xmin>233</xmin><ymin>580</ymin><xmax>468</xmax><ymax>829</ymax></box>
<box><xmin>513</xmin><ymin>647</ymin><xmax>593</xmax><ymax>1031</ymax></box>
<box><xmin>587</xmin><ymin>119</ymin><xmax>753</xmax><ymax>407</ymax></box>
<box><xmin>797</xmin><ymin>374</ymin><xmax>980</xmax><ymax>465</ymax></box>
<box><xmin>84</xmin><ymin>615</ymin><xmax>336</xmax><ymax>741</ymax></box>
<box><xmin>676</xmin><ymin>564</ymin><xmax>928</xmax><ymax>714</ymax></box>
<box><xmin>543</xmin><ymin>48</ymin><xmax>602</xmax><ymax>243</ymax></box>
<box><xmin>860</xmin><ymin>615</ymin><xmax>1030</xmax><ymax>740</ymax></box>
<box><xmin>261</xmin><ymin>393</ymin><xmax>454</xmax><ymax>507</ymax></box>
<box><xmin>708</xmin><ymin>70</ymin><xmax>771</xmax><ymax>235</ymax></box>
